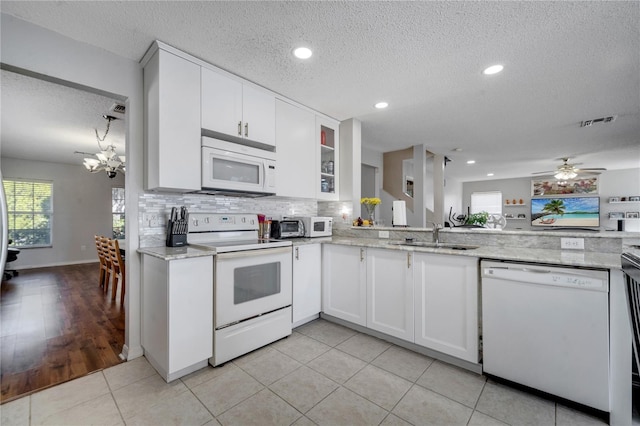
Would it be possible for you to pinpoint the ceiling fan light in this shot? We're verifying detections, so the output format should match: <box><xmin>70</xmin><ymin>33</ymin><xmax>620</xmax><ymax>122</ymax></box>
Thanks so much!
<box><xmin>119</xmin><ymin>155</ymin><xmax>126</xmax><ymax>163</ymax></box>
<box><xmin>554</xmin><ymin>170</ymin><xmax>577</xmax><ymax>180</ymax></box>
<box><xmin>96</xmin><ymin>152</ymin><xmax>108</xmax><ymax>162</ymax></box>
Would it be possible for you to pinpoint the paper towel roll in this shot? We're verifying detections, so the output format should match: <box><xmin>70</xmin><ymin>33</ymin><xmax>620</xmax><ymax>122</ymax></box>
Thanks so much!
<box><xmin>392</xmin><ymin>200</ymin><xmax>407</xmax><ymax>226</ymax></box>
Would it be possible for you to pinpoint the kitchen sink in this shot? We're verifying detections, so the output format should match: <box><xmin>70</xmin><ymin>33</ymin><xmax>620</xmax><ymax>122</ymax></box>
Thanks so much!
<box><xmin>389</xmin><ymin>240</ymin><xmax>479</xmax><ymax>250</ymax></box>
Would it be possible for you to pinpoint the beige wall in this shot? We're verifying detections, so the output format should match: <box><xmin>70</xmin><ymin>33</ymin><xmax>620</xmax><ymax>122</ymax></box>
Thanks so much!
<box><xmin>383</xmin><ymin>147</ymin><xmax>413</xmax><ymax>212</ymax></box>
<box><xmin>1</xmin><ymin>157</ymin><xmax>124</xmax><ymax>268</ymax></box>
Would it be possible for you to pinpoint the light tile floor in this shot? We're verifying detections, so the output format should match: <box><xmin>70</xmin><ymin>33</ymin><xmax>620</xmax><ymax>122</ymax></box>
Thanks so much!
<box><xmin>0</xmin><ymin>319</ymin><xmax>613</xmax><ymax>425</ymax></box>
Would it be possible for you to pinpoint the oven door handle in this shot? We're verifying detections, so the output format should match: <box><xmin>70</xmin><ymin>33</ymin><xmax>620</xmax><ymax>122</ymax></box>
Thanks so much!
<box><xmin>216</xmin><ymin>246</ymin><xmax>292</xmax><ymax>260</ymax></box>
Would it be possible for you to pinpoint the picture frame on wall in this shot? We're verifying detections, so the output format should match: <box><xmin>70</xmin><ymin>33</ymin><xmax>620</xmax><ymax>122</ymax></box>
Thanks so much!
<box><xmin>609</xmin><ymin>197</ymin><xmax>621</xmax><ymax>203</ymax></box>
<box><xmin>609</xmin><ymin>212</ymin><xmax>625</xmax><ymax>219</ymax></box>
<box><xmin>625</xmin><ymin>212</ymin><xmax>640</xmax><ymax>219</ymax></box>
<box><xmin>531</xmin><ymin>176</ymin><xmax>598</xmax><ymax>196</ymax></box>
<box><xmin>629</xmin><ymin>196</ymin><xmax>640</xmax><ymax>202</ymax></box>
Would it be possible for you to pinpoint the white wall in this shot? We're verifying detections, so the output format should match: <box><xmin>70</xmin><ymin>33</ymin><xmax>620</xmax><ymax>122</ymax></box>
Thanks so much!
<box><xmin>462</xmin><ymin>168</ymin><xmax>640</xmax><ymax>232</ymax></box>
<box><xmin>1</xmin><ymin>158</ymin><xmax>124</xmax><ymax>268</ymax></box>
<box><xmin>1</xmin><ymin>13</ymin><xmax>144</xmax><ymax>359</ymax></box>
<box><xmin>361</xmin><ymin>146</ymin><xmax>383</xmax><ymax>223</ymax></box>
<box><xmin>444</xmin><ymin>176</ymin><xmax>463</xmax><ymax>227</ymax></box>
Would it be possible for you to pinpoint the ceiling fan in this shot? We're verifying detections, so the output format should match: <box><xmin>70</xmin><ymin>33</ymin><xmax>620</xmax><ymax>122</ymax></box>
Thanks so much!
<box><xmin>532</xmin><ymin>158</ymin><xmax>606</xmax><ymax>180</ymax></box>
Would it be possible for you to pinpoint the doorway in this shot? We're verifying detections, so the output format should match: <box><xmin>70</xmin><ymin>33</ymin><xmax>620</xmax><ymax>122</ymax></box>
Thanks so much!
<box><xmin>0</xmin><ymin>69</ymin><xmax>127</xmax><ymax>402</ymax></box>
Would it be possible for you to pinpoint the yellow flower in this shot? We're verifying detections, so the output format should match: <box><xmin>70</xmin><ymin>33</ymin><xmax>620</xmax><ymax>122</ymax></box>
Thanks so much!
<box><xmin>360</xmin><ymin>197</ymin><xmax>381</xmax><ymax>206</ymax></box>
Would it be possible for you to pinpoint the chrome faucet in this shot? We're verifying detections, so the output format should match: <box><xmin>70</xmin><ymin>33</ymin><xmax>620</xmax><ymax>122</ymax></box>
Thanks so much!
<box><xmin>429</xmin><ymin>222</ymin><xmax>442</xmax><ymax>244</ymax></box>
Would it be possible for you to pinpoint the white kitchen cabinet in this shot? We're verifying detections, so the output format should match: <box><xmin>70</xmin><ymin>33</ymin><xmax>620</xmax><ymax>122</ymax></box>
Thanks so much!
<box><xmin>413</xmin><ymin>253</ymin><xmax>479</xmax><ymax>363</ymax></box>
<box><xmin>201</xmin><ymin>67</ymin><xmax>275</xmax><ymax>147</ymax></box>
<box><xmin>322</xmin><ymin>244</ymin><xmax>366</xmax><ymax>326</ymax></box>
<box><xmin>141</xmin><ymin>254</ymin><xmax>213</xmax><ymax>382</ymax></box>
<box><xmin>275</xmin><ymin>100</ymin><xmax>316</xmax><ymax>198</ymax></box>
<box><xmin>316</xmin><ymin>116</ymin><xmax>340</xmax><ymax>200</ymax></box>
<box><xmin>143</xmin><ymin>45</ymin><xmax>201</xmax><ymax>192</ymax></box>
<box><xmin>292</xmin><ymin>244</ymin><xmax>322</xmax><ymax>327</ymax></box>
<box><xmin>366</xmin><ymin>248</ymin><xmax>414</xmax><ymax>341</ymax></box>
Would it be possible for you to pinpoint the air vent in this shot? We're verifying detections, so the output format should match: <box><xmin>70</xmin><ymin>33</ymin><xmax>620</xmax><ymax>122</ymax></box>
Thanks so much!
<box><xmin>580</xmin><ymin>115</ymin><xmax>616</xmax><ymax>127</ymax></box>
<box><xmin>109</xmin><ymin>102</ymin><xmax>126</xmax><ymax>115</ymax></box>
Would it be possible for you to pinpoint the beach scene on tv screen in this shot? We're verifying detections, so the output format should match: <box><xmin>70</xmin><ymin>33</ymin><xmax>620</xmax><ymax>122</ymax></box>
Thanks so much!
<box><xmin>531</xmin><ymin>197</ymin><xmax>600</xmax><ymax>227</ymax></box>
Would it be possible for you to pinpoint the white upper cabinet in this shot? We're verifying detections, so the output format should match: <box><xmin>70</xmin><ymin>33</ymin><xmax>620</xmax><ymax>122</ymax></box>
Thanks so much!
<box><xmin>143</xmin><ymin>46</ymin><xmax>201</xmax><ymax>192</ymax></box>
<box><xmin>242</xmin><ymin>84</ymin><xmax>276</xmax><ymax>146</ymax></box>
<box><xmin>201</xmin><ymin>68</ymin><xmax>242</xmax><ymax>138</ymax></box>
<box><xmin>201</xmin><ymin>67</ymin><xmax>275</xmax><ymax>147</ymax></box>
<box><xmin>275</xmin><ymin>100</ymin><xmax>316</xmax><ymax>198</ymax></box>
<box><xmin>316</xmin><ymin>116</ymin><xmax>339</xmax><ymax>200</ymax></box>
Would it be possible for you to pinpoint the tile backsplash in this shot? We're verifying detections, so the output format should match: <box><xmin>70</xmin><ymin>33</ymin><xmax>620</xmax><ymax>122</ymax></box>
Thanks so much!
<box><xmin>139</xmin><ymin>192</ymin><xmax>318</xmax><ymax>247</ymax></box>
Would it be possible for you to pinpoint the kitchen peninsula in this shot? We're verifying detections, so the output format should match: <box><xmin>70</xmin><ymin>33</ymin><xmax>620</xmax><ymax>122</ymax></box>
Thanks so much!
<box><xmin>139</xmin><ymin>224</ymin><xmax>636</xmax><ymax>425</ymax></box>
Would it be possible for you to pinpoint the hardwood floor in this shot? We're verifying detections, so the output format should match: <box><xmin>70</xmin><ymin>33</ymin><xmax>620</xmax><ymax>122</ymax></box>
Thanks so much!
<box><xmin>0</xmin><ymin>262</ymin><xmax>125</xmax><ymax>403</ymax></box>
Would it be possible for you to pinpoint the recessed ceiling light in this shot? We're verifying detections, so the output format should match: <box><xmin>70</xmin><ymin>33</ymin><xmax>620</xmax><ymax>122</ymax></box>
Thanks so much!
<box><xmin>487</xmin><ymin>173</ymin><xmax>494</xmax><ymax>177</ymax></box>
<box><xmin>482</xmin><ymin>64</ymin><xmax>504</xmax><ymax>75</ymax></box>
<box><xmin>453</xmin><ymin>148</ymin><xmax>463</xmax><ymax>152</ymax></box>
<box><xmin>467</xmin><ymin>160</ymin><xmax>476</xmax><ymax>164</ymax></box>
<box><xmin>375</xmin><ymin>102</ymin><xmax>389</xmax><ymax>109</ymax></box>
<box><xmin>293</xmin><ymin>47</ymin><xmax>313</xmax><ymax>59</ymax></box>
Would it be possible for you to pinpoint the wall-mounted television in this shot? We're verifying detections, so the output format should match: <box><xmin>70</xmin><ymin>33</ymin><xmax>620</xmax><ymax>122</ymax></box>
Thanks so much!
<box><xmin>531</xmin><ymin>196</ymin><xmax>600</xmax><ymax>228</ymax></box>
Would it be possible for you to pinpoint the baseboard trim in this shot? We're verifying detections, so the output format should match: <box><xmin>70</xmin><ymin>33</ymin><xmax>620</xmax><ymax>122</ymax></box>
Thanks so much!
<box><xmin>122</xmin><ymin>344</ymin><xmax>144</xmax><ymax>361</ymax></box>
<box><xmin>11</xmin><ymin>259</ymin><xmax>99</xmax><ymax>270</ymax></box>
<box><xmin>319</xmin><ymin>313</ymin><xmax>483</xmax><ymax>375</ymax></box>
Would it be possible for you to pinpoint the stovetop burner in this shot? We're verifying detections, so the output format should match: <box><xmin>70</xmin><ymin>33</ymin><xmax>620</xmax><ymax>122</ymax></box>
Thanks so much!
<box><xmin>190</xmin><ymin>238</ymin><xmax>291</xmax><ymax>253</ymax></box>
<box><xmin>186</xmin><ymin>213</ymin><xmax>292</xmax><ymax>253</ymax></box>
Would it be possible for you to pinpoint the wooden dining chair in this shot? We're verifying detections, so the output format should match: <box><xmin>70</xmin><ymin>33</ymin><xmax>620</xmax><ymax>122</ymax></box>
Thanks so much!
<box><xmin>108</xmin><ymin>238</ymin><xmax>126</xmax><ymax>304</ymax></box>
<box><xmin>99</xmin><ymin>237</ymin><xmax>113</xmax><ymax>295</ymax></box>
<box><xmin>95</xmin><ymin>235</ymin><xmax>109</xmax><ymax>291</ymax></box>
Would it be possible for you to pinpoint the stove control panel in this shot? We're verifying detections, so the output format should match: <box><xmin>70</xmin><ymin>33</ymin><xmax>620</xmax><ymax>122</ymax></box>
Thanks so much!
<box><xmin>188</xmin><ymin>213</ymin><xmax>258</xmax><ymax>232</ymax></box>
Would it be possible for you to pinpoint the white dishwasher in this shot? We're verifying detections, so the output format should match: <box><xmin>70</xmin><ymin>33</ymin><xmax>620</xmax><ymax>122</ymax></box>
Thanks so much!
<box><xmin>481</xmin><ymin>260</ymin><xmax>609</xmax><ymax>412</ymax></box>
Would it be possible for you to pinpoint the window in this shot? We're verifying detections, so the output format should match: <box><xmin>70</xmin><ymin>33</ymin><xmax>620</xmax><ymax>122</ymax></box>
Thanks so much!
<box><xmin>112</xmin><ymin>187</ymin><xmax>125</xmax><ymax>239</ymax></box>
<box><xmin>3</xmin><ymin>179</ymin><xmax>53</xmax><ymax>248</ymax></box>
<box><xmin>471</xmin><ymin>191</ymin><xmax>502</xmax><ymax>215</ymax></box>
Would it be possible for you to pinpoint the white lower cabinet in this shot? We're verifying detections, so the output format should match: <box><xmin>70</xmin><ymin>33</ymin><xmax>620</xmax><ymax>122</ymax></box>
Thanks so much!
<box><xmin>322</xmin><ymin>244</ymin><xmax>366</xmax><ymax>326</ymax></box>
<box><xmin>413</xmin><ymin>253</ymin><xmax>479</xmax><ymax>363</ymax></box>
<box><xmin>141</xmin><ymin>254</ymin><xmax>214</xmax><ymax>381</ymax></box>
<box><xmin>322</xmin><ymin>244</ymin><xmax>479</xmax><ymax>364</ymax></box>
<box><xmin>292</xmin><ymin>244</ymin><xmax>322</xmax><ymax>327</ymax></box>
<box><xmin>366</xmin><ymin>248</ymin><xmax>414</xmax><ymax>341</ymax></box>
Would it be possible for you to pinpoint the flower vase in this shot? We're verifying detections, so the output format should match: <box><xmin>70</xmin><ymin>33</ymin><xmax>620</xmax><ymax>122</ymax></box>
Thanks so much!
<box><xmin>365</xmin><ymin>205</ymin><xmax>375</xmax><ymax>226</ymax></box>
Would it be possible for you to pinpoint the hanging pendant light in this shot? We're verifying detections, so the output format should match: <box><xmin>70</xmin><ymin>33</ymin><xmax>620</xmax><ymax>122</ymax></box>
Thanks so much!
<box><xmin>81</xmin><ymin>115</ymin><xmax>125</xmax><ymax>178</ymax></box>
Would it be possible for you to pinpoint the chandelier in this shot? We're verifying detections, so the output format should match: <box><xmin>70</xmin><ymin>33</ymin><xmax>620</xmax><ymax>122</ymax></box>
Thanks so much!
<box><xmin>81</xmin><ymin>115</ymin><xmax>125</xmax><ymax>179</ymax></box>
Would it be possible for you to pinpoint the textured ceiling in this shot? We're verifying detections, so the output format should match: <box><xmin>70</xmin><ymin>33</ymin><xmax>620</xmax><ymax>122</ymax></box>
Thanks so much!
<box><xmin>1</xmin><ymin>1</ymin><xmax>638</xmax><ymax>182</ymax></box>
<box><xmin>1</xmin><ymin>70</ymin><xmax>125</xmax><ymax>165</ymax></box>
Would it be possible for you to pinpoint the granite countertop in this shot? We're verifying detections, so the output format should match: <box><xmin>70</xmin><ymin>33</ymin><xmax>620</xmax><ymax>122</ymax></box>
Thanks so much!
<box><xmin>137</xmin><ymin>245</ymin><xmax>215</xmax><ymax>260</ymax></box>
<box><xmin>354</xmin><ymin>225</ymin><xmax>640</xmax><ymax>239</ymax></box>
<box><xmin>327</xmin><ymin>237</ymin><xmax>625</xmax><ymax>270</ymax></box>
<box><xmin>137</xmin><ymin>235</ymin><xmax>636</xmax><ymax>269</ymax></box>
<box><xmin>136</xmin><ymin>238</ymin><xmax>322</xmax><ymax>260</ymax></box>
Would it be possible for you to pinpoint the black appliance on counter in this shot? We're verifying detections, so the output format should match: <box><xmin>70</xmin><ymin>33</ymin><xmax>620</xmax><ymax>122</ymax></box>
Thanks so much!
<box><xmin>270</xmin><ymin>219</ymin><xmax>305</xmax><ymax>239</ymax></box>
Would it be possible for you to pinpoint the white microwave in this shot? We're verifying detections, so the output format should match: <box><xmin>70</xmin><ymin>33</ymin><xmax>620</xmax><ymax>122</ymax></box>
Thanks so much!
<box><xmin>201</xmin><ymin>137</ymin><xmax>276</xmax><ymax>196</ymax></box>
<box><xmin>291</xmin><ymin>216</ymin><xmax>333</xmax><ymax>238</ymax></box>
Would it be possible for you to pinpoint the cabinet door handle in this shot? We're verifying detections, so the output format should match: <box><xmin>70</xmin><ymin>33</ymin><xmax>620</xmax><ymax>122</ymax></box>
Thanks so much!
<box><xmin>360</xmin><ymin>248</ymin><xmax>364</xmax><ymax>262</ymax></box>
<box><xmin>295</xmin><ymin>247</ymin><xmax>299</xmax><ymax>260</ymax></box>
<box><xmin>238</xmin><ymin>121</ymin><xmax>242</xmax><ymax>136</ymax></box>
<box><xmin>407</xmin><ymin>253</ymin><xmax>412</xmax><ymax>268</ymax></box>
<box><xmin>244</xmin><ymin>122</ymin><xmax>249</xmax><ymax>137</ymax></box>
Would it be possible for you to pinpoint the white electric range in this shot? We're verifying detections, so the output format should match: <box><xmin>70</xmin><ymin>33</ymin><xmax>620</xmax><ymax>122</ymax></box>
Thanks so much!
<box><xmin>187</xmin><ymin>213</ymin><xmax>293</xmax><ymax>366</ymax></box>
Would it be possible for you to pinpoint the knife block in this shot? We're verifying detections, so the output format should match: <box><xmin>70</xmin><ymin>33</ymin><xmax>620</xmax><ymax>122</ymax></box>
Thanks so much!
<box><xmin>166</xmin><ymin>233</ymin><xmax>187</xmax><ymax>247</ymax></box>
<box><xmin>166</xmin><ymin>220</ymin><xmax>187</xmax><ymax>247</ymax></box>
